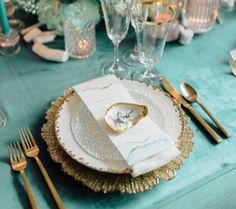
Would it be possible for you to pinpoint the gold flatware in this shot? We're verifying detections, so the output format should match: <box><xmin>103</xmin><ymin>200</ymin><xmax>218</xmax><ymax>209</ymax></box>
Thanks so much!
<box><xmin>229</xmin><ymin>60</ymin><xmax>236</xmax><ymax>76</ymax></box>
<box><xmin>19</xmin><ymin>127</ymin><xmax>65</xmax><ymax>209</ymax></box>
<box><xmin>7</xmin><ymin>142</ymin><xmax>38</xmax><ymax>209</ymax></box>
<box><xmin>180</xmin><ymin>82</ymin><xmax>231</xmax><ymax>138</ymax></box>
<box><xmin>160</xmin><ymin>76</ymin><xmax>222</xmax><ymax>144</ymax></box>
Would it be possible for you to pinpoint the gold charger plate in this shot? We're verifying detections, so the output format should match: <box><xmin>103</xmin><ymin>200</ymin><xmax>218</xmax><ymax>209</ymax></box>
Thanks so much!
<box><xmin>41</xmin><ymin>87</ymin><xmax>194</xmax><ymax>194</ymax></box>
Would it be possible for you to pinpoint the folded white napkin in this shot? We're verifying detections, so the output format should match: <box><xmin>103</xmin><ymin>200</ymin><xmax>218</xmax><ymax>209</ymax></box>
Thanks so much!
<box><xmin>230</xmin><ymin>48</ymin><xmax>236</xmax><ymax>60</ymax></box>
<box><xmin>73</xmin><ymin>75</ymin><xmax>180</xmax><ymax>177</ymax></box>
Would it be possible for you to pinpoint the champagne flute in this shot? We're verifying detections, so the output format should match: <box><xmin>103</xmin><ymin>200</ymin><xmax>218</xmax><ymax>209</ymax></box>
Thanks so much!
<box><xmin>122</xmin><ymin>8</ymin><xmax>143</xmax><ymax>67</ymax></box>
<box><xmin>100</xmin><ymin>0</ymin><xmax>134</xmax><ymax>78</ymax></box>
<box><xmin>132</xmin><ymin>0</ymin><xmax>175</xmax><ymax>84</ymax></box>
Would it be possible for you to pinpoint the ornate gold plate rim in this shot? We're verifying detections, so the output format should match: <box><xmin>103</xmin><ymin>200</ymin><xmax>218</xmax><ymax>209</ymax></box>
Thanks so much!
<box><xmin>41</xmin><ymin>83</ymin><xmax>194</xmax><ymax>194</ymax></box>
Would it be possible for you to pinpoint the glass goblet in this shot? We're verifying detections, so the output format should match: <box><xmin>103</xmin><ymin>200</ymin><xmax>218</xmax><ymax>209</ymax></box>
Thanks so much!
<box><xmin>132</xmin><ymin>0</ymin><xmax>175</xmax><ymax>84</ymax></box>
<box><xmin>100</xmin><ymin>0</ymin><xmax>134</xmax><ymax>78</ymax></box>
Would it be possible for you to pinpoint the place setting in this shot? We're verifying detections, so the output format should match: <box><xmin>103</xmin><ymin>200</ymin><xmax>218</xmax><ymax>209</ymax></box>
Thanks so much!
<box><xmin>41</xmin><ymin>75</ymin><xmax>193</xmax><ymax>194</ymax></box>
<box><xmin>41</xmin><ymin>0</ymin><xmax>231</xmax><ymax>195</ymax></box>
<box><xmin>1</xmin><ymin>0</ymin><xmax>235</xmax><ymax>208</ymax></box>
<box><xmin>40</xmin><ymin>0</ymin><xmax>195</xmax><ymax>194</ymax></box>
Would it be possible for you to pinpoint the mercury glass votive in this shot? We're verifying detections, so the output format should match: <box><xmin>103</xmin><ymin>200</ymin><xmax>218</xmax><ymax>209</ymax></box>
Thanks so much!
<box><xmin>182</xmin><ymin>0</ymin><xmax>220</xmax><ymax>34</ymax></box>
<box><xmin>64</xmin><ymin>20</ymin><xmax>96</xmax><ymax>59</ymax></box>
<box><xmin>0</xmin><ymin>29</ymin><xmax>20</xmax><ymax>55</ymax></box>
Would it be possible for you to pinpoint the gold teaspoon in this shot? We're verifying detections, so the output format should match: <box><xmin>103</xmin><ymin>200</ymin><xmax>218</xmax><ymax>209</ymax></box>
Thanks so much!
<box><xmin>180</xmin><ymin>83</ymin><xmax>231</xmax><ymax>138</ymax></box>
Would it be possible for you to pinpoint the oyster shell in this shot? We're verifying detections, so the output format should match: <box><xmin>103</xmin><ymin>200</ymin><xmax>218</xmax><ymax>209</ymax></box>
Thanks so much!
<box><xmin>105</xmin><ymin>103</ymin><xmax>148</xmax><ymax>133</ymax></box>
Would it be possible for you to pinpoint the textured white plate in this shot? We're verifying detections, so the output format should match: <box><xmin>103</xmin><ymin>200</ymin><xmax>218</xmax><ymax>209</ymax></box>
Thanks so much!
<box><xmin>55</xmin><ymin>79</ymin><xmax>183</xmax><ymax>174</ymax></box>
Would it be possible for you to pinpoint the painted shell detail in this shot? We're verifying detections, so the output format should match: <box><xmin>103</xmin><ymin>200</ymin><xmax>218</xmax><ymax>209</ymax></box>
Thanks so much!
<box><xmin>105</xmin><ymin>102</ymin><xmax>148</xmax><ymax>133</ymax></box>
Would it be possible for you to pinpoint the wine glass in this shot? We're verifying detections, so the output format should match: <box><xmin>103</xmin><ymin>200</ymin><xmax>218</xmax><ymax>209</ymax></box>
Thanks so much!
<box><xmin>100</xmin><ymin>0</ymin><xmax>134</xmax><ymax>78</ymax></box>
<box><xmin>132</xmin><ymin>0</ymin><xmax>175</xmax><ymax>84</ymax></box>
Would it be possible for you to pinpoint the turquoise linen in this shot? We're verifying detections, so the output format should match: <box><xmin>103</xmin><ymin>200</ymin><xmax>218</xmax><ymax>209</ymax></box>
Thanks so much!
<box><xmin>0</xmin><ymin>12</ymin><xmax>236</xmax><ymax>209</ymax></box>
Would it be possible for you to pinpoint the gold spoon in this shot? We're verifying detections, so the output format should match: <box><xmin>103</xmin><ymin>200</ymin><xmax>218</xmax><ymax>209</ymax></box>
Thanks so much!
<box><xmin>181</xmin><ymin>83</ymin><xmax>231</xmax><ymax>138</ymax></box>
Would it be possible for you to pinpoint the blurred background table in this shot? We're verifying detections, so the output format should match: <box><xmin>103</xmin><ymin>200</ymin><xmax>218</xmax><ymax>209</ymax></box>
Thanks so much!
<box><xmin>0</xmin><ymin>12</ymin><xmax>236</xmax><ymax>209</ymax></box>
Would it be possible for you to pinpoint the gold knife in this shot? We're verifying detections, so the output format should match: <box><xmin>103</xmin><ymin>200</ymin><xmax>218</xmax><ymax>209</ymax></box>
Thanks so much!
<box><xmin>160</xmin><ymin>76</ymin><xmax>222</xmax><ymax>144</ymax></box>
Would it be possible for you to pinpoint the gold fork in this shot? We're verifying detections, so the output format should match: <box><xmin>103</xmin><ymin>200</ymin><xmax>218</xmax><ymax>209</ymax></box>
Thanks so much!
<box><xmin>8</xmin><ymin>142</ymin><xmax>38</xmax><ymax>209</ymax></box>
<box><xmin>19</xmin><ymin>127</ymin><xmax>65</xmax><ymax>209</ymax></box>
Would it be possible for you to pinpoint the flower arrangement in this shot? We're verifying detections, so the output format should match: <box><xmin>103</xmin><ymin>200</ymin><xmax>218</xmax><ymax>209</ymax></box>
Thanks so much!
<box><xmin>37</xmin><ymin>0</ymin><xmax>101</xmax><ymax>35</ymax></box>
<box><xmin>12</xmin><ymin>0</ymin><xmax>38</xmax><ymax>14</ymax></box>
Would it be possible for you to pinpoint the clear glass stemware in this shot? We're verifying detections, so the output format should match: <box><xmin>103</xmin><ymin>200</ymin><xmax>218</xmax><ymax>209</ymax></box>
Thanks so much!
<box><xmin>122</xmin><ymin>7</ymin><xmax>143</xmax><ymax>67</ymax></box>
<box><xmin>132</xmin><ymin>0</ymin><xmax>175</xmax><ymax>84</ymax></box>
<box><xmin>100</xmin><ymin>0</ymin><xmax>134</xmax><ymax>78</ymax></box>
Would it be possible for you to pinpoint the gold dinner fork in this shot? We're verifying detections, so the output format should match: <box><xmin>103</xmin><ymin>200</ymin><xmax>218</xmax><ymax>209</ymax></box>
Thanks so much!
<box><xmin>8</xmin><ymin>142</ymin><xmax>38</xmax><ymax>209</ymax></box>
<box><xmin>19</xmin><ymin>127</ymin><xmax>65</xmax><ymax>209</ymax></box>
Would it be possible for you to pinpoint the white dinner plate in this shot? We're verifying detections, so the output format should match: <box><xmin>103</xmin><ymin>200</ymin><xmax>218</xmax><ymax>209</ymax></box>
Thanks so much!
<box><xmin>55</xmin><ymin>79</ymin><xmax>183</xmax><ymax>174</ymax></box>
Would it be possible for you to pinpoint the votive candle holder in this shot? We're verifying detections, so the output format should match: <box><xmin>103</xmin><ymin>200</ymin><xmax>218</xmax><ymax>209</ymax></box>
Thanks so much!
<box><xmin>64</xmin><ymin>20</ymin><xmax>96</xmax><ymax>59</ymax></box>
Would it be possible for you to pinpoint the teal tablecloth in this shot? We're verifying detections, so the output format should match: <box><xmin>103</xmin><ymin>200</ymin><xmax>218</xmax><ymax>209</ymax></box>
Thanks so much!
<box><xmin>0</xmin><ymin>13</ymin><xmax>236</xmax><ymax>209</ymax></box>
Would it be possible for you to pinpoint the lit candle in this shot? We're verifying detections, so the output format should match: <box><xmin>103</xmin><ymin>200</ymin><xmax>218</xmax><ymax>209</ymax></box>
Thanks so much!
<box><xmin>0</xmin><ymin>0</ymin><xmax>10</xmax><ymax>34</ymax></box>
<box><xmin>64</xmin><ymin>20</ymin><xmax>96</xmax><ymax>59</ymax></box>
<box><xmin>76</xmin><ymin>37</ymin><xmax>93</xmax><ymax>58</ymax></box>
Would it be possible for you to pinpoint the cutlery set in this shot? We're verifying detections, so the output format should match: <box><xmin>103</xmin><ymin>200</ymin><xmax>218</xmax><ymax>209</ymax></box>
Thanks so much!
<box><xmin>160</xmin><ymin>77</ymin><xmax>231</xmax><ymax>144</ymax></box>
<box><xmin>8</xmin><ymin>128</ymin><xmax>65</xmax><ymax>209</ymax></box>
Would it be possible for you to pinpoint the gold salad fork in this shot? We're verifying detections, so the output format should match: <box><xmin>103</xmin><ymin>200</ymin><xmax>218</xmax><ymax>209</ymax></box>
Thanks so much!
<box><xmin>8</xmin><ymin>142</ymin><xmax>38</xmax><ymax>209</ymax></box>
<box><xmin>19</xmin><ymin>127</ymin><xmax>65</xmax><ymax>209</ymax></box>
